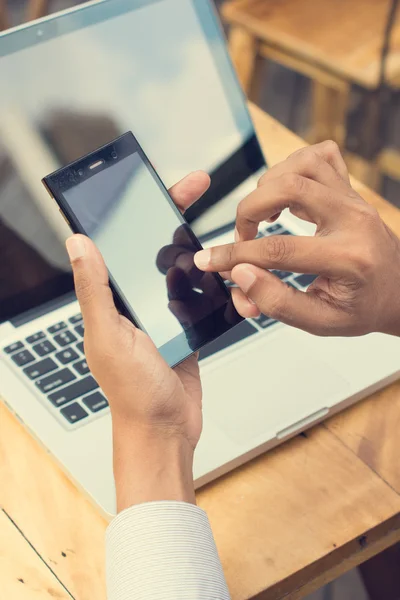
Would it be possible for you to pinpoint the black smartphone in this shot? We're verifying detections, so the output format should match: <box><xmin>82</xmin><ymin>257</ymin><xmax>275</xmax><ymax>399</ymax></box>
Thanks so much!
<box><xmin>42</xmin><ymin>132</ymin><xmax>243</xmax><ymax>367</ymax></box>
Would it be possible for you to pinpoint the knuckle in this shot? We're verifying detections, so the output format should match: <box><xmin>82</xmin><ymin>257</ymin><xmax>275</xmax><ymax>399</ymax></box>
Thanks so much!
<box><xmin>236</xmin><ymin>200</ymin><xmax>252</xmax><ymax>223</ymax></box>
<box><xmin>297</xmin><ymin>147</ymin><xmax>321</xmax><ymax>172</ymax></box>
<box><xmin>267</xmin><ymin>294</ymin><xmax>285</xmax><ymax>322</ymax></box>
<box><xmin>236</xmin><ymin>202</ymin><xmax>255</xmax><ymax>231</ymax></box>
<box><xmin>346</xmin><ymin>245</ymin><xmax>376</xmax><ymax>278</ymax></box>
<box><xmin>259</xmin><ymin>286</ymin><xmax>287</xmax><ymax>322</ymax></box>
<box><xmin>279</xmin><ymin>172</ymin><xmax>305</xmax><ymax>196</ymax></box>
<box><xmin>261</xmin><ymin>235</ymin><xmax>295</xmax><ymax>265</ymax></box>
<box><xmin>74</xmin><ymin>273</ymin><xmax>94</xmax><ymax>305</ymax></box>
<box><xmin>351</xmin><ymin>202</ymin><xmax>379</xmax><ymax>226</ymax></box>
<box><xmin>361</xmin><ymin>203</ymin><xmax>379</xmax><ymax>220</ymax></box>
<box><xmin>321</xmin><ymin>139</ymin><xmax>341</xmax><ymax>160</ymax></box>
<box><xmin>220</xmin><ymin>243</ymin><xmax>236</xmax><ymax>267</ymax></box>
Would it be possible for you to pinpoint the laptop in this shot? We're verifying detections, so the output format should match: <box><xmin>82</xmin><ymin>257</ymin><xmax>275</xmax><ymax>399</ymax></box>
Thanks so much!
<box><xmin>1</xmin><ymin>0</ymin><xmax>400</xmax><ymax>517</ymax></box>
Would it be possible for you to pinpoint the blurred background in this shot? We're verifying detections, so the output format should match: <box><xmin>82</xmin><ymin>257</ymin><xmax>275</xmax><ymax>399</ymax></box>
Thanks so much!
<box><xmin>1</xmin><ymin>1</ymin><xmax>400</xmax><ymax>599</ymax></box>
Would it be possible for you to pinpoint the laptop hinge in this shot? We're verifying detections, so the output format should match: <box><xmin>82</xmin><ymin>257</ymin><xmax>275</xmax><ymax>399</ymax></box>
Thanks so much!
<box><xmin>10</xmin><ymin>292</ymin><xmax>76</xmax><ymax>328</ymax></box>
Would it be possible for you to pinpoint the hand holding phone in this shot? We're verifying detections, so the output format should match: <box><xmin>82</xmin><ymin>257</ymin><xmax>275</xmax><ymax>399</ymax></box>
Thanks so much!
<box><xmin>64</xmin><ymin>172</ymin><xmax>209</xmax><ymax>511</ymax></box>
<box><xmin>42</xmin><ymin>132</ymin><xmax>243</xmax><ymax>367</ymax></box>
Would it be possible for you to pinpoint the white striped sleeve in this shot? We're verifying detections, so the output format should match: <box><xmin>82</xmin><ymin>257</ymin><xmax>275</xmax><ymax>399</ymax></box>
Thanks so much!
<box><xmin>106</xmin><ymin>501</ymin><xmax>230</xmax><ymax>600</ymax></box>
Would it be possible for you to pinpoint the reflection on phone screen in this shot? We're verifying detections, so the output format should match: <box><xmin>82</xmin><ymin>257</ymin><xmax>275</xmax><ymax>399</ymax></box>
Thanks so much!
<box><xmin>62</xmin><ymin>149</ymin><xmax>229</xmax><ymax>349</ymax></box>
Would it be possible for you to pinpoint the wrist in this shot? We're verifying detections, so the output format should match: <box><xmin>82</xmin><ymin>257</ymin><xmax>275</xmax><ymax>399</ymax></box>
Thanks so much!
<box><xmin>112</xmin><ymin>420</ymin><xmax>196</xmax><ymax>512</ymax></box>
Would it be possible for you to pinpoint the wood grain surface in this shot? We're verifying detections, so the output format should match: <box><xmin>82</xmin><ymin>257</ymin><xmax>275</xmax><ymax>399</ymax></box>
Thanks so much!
<box><xmin>0</xmin><ymin>509</ymin><xmax>71</xmax><ymax>599</ymax></box>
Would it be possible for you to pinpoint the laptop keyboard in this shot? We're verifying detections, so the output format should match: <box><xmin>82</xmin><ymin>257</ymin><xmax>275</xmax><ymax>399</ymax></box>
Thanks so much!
<box><xmin>3</xmin><ymin>313</ymin><xmax>108</xmax><ymax>428</ymax></box>
<box><xmin>2</xmin><ymin>223</ymin><xmax>316</xmax><ymax>429</ymax></box>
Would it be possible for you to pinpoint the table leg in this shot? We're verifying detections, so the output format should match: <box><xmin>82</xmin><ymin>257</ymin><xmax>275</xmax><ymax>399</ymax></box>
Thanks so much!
<box><xmin>310</xmin><ymin>80</ymin><xmax>350</xmax><ymax>149</ymax></box>
<box><xmin>228</xmin><ymin>25</ymin><xmax>258</xmax><ymax>96</ymax></box>
<box><xmin>0</xmin><ymin>0</ymin><xmax>9</xmax><ymax>31</ymax></box>
<box><xmin>26</xmin><ymin>0</ymin><xmax>49</xmax><ymax>22</ymax></box>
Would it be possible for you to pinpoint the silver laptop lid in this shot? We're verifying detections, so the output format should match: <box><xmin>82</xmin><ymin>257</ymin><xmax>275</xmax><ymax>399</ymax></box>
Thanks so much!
<box><xmin>0</xmin><ymin>0</ymin><xmax>265</xmax><ymax>325</ymax></box>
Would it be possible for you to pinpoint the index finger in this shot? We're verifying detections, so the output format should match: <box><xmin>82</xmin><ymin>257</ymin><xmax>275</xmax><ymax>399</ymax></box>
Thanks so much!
<box><xmin>194</xmin><ymin>235</ymin><xmax>342</xmax><ymax>277</ymax></box>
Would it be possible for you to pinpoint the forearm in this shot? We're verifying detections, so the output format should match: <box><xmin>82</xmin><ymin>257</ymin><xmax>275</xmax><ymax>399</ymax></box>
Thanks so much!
<box><xmin>106</xmin><ymin>423</ymin><xmax>231</xmax><ymax>600</ymax></box>
<box><xmin>112</xmin><ymin>421</ymin><xmax>196</xmax><ymax>511</ymax></box>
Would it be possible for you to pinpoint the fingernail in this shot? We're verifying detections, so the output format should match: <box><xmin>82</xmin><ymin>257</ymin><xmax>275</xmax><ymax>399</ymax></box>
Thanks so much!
<box><xmin>233</xmin><ymin>265</ymin><xmax>256</xmax><ymax>293</ymax></box>
<box><xmin>234</xmin><ymin>227</ymin><xmax>240</xmax><ymax>243</ymax></box>
<box><xmin>194</xmin><ymin>249</ymin><xmax>211</xmax><ymax>270</ymax></box>
<box><xmin>66</xmin><ymin>236</ymin><xmax>86</xmax><ymax>262</ymax></box>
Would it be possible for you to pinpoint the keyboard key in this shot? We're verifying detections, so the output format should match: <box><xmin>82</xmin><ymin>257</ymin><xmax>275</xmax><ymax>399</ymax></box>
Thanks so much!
<box><xmin>83</xmin><ymin>392</ymin><xmax>108</xmax><ymax>413</ymax></box>
<box><xmin>61</xmin><ymin>402</ymin><xmax>88</xmax><ymax>424</ymax></box>
<box><xmin>11</xmin><ymin>349</ymin><xmax>35</xmax><ymax>366</ymax></box>
<box><xmin>69</xmin><ymin>313</ymin><xmax>82</xmax><ymax>324</ymax></box>
<box><xmin>26</xmin><ymin>331</ymin><xmax>45</xmax><ymax>344</ymax></box>
<box><xmin>48</xmin><ymin>321</ymin><xmax>67</xmax><ymax>334</ymax></box>
<box><xmin>54</xmin><ymin>330</ymin><xmax>77</xmax><ymax>347</ymax></box>
<box><xmin>280</xmin><ymin>230</ymin><xmax>292</xmax><ymax>235</ymax></box>
<box><xmin>255</xmin><ymin>231</ymin><xmax>264</xmax><ymax>239</ymax></box>
<box><xmin>272</xmin><ymin>270</ymin><xmax>292</xmax><ymax>281</ymax></box>
<box><xmin>3</xmin><ymin>341</ymin><xmax>24</xmax><ymax>354</ymax></box>
<box><xmin>253</xmin><ymin>315</ymin><xmax>277</xmax><ymax>329</ymax></box>
<box><xmin>36</xmin><ymin>368</ymin><xmax>76</xmax><ymax>394</ymax></box>
<box><xmin>199</xmin><ymin>320</ymin><xmax>258</xmax><ymax>361</ymax></box>
<box><xmin>48</xmin><ymin>376</ymin><xmax>98</xmax><ymax>408</ymax></box>
<box><xmin>76</xmin><ymin>341</ymin><xmax>85</xmax><ymax>354</ymax></box>
<box><xmin>73</xmin><ymin>359</ymin><xmax>90</xmax><ymax>376</ymax></box>
<box><xmin>294</xmin><ymin>274</ymin><xmax>317</xmax><ymax>288</ymax></box>
<box><xmin>265</xmin><ymin>223</ymin><xmax>283</xmax><ymax>234</ymax></box>
<box><xmin>23</xmin><ymin>357</ymin><xmax>58</xmax><ymax>380</ymax></box>
<box><xmin>33</xmin><ymin>340</ymin><xmax>56</xmax><ymax>357</ymax></box>
<box><xmin>74</xmin><ymin>324</ymin><xmax>84</xmax><ymax>337</ymax></box>
<box><xmin>56</xmin><ymin>348</ymin><xmax>79</xmax><ymax>365</ymax></box>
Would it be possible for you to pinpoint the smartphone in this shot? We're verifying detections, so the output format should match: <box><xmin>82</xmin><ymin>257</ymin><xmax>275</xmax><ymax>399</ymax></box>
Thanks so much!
<box><xmin>42</xmin><ymin>132</ymin><xmax>243</xmax><ymax>367</ymax></box>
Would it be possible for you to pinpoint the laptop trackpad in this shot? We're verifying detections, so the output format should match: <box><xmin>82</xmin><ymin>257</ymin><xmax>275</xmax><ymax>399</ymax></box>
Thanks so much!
<box><xmin>202</xmin><ymin>332</ymin><xmax>349</xmax><ymax>445</ymax></box>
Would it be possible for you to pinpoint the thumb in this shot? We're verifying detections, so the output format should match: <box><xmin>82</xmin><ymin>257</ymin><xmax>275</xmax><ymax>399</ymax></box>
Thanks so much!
<box><xmin>65</xmin><ymin>234</ymin><xmax>119</xmax><ymax>331</ymax></box>
<box><xmin>231</xmin><ymin>263</ymin><xmax>343</xmax><ymax>335</ymax></box>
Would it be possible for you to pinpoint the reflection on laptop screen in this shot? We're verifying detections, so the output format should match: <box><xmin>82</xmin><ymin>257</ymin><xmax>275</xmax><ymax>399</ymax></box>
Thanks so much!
<box><xmin>0</xmin><ymin>0</ymin><xmax>265</xmax><ymax>324</ymax></box>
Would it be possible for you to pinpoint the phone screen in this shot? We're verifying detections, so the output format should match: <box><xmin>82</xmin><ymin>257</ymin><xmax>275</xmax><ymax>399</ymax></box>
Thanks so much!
<box><xmin>49</xmin><ymin>133</ymin><xmax>242</xmax><ymax>366</ymax></box>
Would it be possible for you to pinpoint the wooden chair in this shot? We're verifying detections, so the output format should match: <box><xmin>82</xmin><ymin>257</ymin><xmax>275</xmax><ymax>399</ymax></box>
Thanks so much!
<box><xmin>26</xmin><ymin>0</ymin><xmax>50</xmax><ymax>22</ymax></box>
<box><xmin>0</xmin><ymin>0</ymin><xmax>49</xmax><ymax>31</ymax></box>
<box><xmin>0</xmin><ymin>0</ymin><xmax>9</xmax><ymax>30</ymax></box>
<box><xmin>222</xmin><ymin>0</ymin><xmax>400</xmax><ymax>188</ymax></box>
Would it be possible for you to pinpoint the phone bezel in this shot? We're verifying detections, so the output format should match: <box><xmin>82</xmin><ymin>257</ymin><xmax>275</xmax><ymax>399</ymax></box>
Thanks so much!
<box><xmin>42</xmin><ymin>131</ymin><xmax>244</xmax><ymax>367</ymax></box>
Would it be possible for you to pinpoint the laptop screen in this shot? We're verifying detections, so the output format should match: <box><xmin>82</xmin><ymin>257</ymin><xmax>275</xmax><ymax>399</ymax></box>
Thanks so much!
<box><xmin>0</xmin><ymin>0</ymin><xmax>265</xmax><ymax>324</ymax></box>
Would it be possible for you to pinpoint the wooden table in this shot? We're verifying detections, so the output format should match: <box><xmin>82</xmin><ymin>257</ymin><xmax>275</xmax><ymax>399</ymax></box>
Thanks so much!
<box><xmin>1</xmin><ymin>105</ymin><xmax>400</xmax><ymax>600</ymax></box>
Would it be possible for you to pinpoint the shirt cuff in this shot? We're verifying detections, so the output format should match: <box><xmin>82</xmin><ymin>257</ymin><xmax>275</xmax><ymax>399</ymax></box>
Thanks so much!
<box><xmin>106</xmin><ymin>501</ymin><xmax>230</xmax><ymax>600</ymax></box>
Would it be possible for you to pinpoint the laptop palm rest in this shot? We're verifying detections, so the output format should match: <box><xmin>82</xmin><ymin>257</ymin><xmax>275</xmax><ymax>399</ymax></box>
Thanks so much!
<box><xmin>202</xmin><ymin>329</ymin><xmax>349</xmax><ymax>446</ymax></box>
